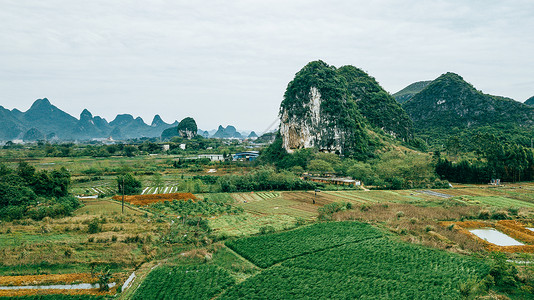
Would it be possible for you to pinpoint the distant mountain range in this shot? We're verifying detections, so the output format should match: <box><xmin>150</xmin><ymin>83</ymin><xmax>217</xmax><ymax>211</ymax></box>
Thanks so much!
<box><xmin>0</xmin><ymin>98</ymin><xmax>178</xmax><ymax>141</ymax></box>
<box><xmin>0</xmin><ymin>98</ymin><xmax>259</xmax><ymax>141</ymax></box>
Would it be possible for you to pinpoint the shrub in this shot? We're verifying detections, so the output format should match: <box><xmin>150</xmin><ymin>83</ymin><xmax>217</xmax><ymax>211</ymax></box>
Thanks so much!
<box><xmin>490</xmin><ymin>211</ymin><xmax>510</xmax><ymax>220</ymax></box>
<box><xmin>259</xmin><ymin>225</ymin><xmax>276</xmax><ymax>235</ymax></box>
<box><xmin>88</xmin><ymin>218</ymin><xmax>102</xmax><ymax>234</ymax></box>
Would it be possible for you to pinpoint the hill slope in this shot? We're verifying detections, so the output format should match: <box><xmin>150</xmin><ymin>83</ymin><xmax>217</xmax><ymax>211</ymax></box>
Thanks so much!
<box><xmin>526</xmin><ymin>96</ymin><xmax>534</xmax><ymax>106</ymax></box>
<box><xmin>403</xmin><ymin>73</ymin><xmax>534</xmax><ymax>139</ymax></box>
<box><xmin>279</xmin><ymin>60</ymin><xmax>412</xmax><ymax>158</ymax></box>
<box><xmin>393</xmin><ymin>80</ymin><xmax>432</xmax><ymax>103</ymax></box>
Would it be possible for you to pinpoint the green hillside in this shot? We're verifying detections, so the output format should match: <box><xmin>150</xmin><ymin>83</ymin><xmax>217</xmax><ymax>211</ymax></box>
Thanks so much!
<box><xmin>403</xmin><ymin>73</ymin><xmax>534</xmax><ymax>145</ymax></box>
<box><xmin>392</xmin><ymin>80</ymin><xmax>431</xmax><ymax>103</ymax></box>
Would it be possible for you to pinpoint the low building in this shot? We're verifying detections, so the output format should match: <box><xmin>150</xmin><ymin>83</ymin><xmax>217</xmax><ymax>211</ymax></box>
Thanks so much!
<box><xmin>304</xmin><ymin>175</ymin><xmax>361</xmax><ymax>187</ymax></box>
<box><xmin>232</xmin><ymin>151</ymin><xmax>259</xmax><ymax>161</ymax></box>
<box><xmin>197</xmin><ymin>154</ymin><xmax>225</xmax><ymax>161</ymax></box>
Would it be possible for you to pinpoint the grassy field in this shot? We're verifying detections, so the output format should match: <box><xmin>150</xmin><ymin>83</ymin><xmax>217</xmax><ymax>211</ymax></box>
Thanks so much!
<box><xmin>0</xmin><ymin>199</ymin><xmax>161</xmax><ymax>278</ymax></box>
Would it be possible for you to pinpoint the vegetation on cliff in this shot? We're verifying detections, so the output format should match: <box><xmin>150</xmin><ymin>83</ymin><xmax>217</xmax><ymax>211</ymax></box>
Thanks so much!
<box><xmin>280</xmin><ymin>60</ymin><xmax>413</xmax><ymax>158</ymax></box>
<box><xmin>403</xmin><ymin>73</ymin><xmax>534</xmax><ymax>146</ymax></box>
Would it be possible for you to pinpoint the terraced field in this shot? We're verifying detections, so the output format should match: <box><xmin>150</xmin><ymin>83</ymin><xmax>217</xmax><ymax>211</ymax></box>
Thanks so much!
<box><xmin>233</xmin><ymin>192</ymin><xmax>316</xmax><ymax>219</ymax></box>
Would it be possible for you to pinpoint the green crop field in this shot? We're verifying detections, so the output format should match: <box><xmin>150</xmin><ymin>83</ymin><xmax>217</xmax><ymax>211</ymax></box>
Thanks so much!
<box><xmin>226</xmin><ymin>221</ymin><xmax>383</xmax><ymax>268</ymax></box>
<box><xmin>221</xmin><ymin>237</ymin><xmax>489</xmax><ymax>299</ymax></box>
<box><xmin>132</xmin><ymin>265</ymin><xmax>235</xmax><ymax>300</ymax></box>
<box><xmin>235</xmin><ymin>193</ymin><xmax>316</xmax><ymax>219</ymax></box>
<box><xmin>209</xmin><ymin>213</ymin><xmax>300</xmax><ymax>237</ymax></box>
<box><xmin>464</xmin><ymin>196</ymin><xmax>534</xmax><ymax>208</ymax></box>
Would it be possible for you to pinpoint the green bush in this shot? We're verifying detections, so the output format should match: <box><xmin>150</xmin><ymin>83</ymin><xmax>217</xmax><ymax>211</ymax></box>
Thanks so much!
<box><xmin>88</xmin><ymin>218</ymin><xmax>102</xmax><ymax>234</ymax></box>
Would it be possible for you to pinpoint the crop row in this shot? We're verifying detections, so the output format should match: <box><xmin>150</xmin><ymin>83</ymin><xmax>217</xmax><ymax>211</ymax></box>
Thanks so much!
<box><xmin>132</xmin><ymin>265</ymin><xmax>234</xmax><ymax>300</ymax></box>
<box><xmin>222</xmin><ymin>238</ymin><xmax>489</xmax><ymax>299</ymax></box>
<box><xmin>226</xmin><ymin>221</ymin><xmax>383</xmax><ymax>268</ymax></box>
<box><xmin>468</xmin><ymin>196</ymin><xmax>534</xmax><ymax>208</ymax></box>
<box><xmin>111</xmin><ymin>193</ymin><xmax>196</xmax><ymax>206</ymax></box>
<box><xmin>256</xmin><ymin>192</ymin><xmax>280</xmax><ymax>199</ymax></box>
<box><xmin>141</xmin><ymin>186</ymin><xmax>180</xmax><ymax>195</ymax></box>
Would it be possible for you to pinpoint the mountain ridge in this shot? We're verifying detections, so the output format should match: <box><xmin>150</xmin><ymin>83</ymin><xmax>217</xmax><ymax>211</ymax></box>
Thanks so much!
<box><xmin>402</xmin><ymin>73</ymin><xmax>534</xmax><ymax>141</ymax></box>
<box><xmin>0</xmin><ymin>98</ymin><xmax>177</xmax><ymax>141</ymax></box>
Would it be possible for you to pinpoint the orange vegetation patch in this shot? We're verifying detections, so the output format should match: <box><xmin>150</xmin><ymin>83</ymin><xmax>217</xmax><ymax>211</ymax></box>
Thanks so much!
<box><xmin>0</xmin><ymin>287</ymin><xmax>115</xmax><ymax>297</ymax></box>
<box><xmin>0</xmin><ymin>273</ymin><xmax>94</xmax><ymax>286</ymax></box>
<box><xmin>112</xmin><ymin>193</ymin><xmax>197</xmax><ymax>206</ymax></box>
<box><xmin>440</xmin><ymin>220</ymin><xmax>534</xmax><ymax>253</ymax></box>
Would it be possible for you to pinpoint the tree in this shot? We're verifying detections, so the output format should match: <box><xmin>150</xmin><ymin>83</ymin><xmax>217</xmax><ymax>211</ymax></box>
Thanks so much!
<box><xmin>151</xmin><ymin>173</ymin><xmax>164</xmax><ymax>190</ymax></box>
<box><xmin>123</xmin><ymin>145</ymin><xmax>137</xmax><ymax>157</ymax></box>
<box><xmin>307</xmin><ymin>159</ymin><xmax>334</xmax><ymax>174</ymax></box>
<box><xmin>117</xmin><ymin>173</ymin><xmax>142</xmax><ymax>195</ymax></box>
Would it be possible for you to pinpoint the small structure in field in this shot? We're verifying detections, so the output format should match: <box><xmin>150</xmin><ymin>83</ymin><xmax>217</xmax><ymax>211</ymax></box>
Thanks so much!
<box><xmin>233</xmin><ymin>151</ymin><xmax>259</xmax><ymax>161</ymax></box>
<box><xmin>304</xmin><ymin>174</ymin><xmax>361</xmax><ymax>187</ymax></box>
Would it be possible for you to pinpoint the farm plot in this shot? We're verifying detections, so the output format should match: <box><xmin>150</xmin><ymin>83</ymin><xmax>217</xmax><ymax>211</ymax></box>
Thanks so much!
<box><xmin>209</xmin><ymin>213</ymin><xmax>300</xmax><ymax>237</ymax></box>
<box><xmin>234</xmin><ymin>193</ymin><xmax>316</xmax><ymax>219</ymax></box>
<box><xmin>459</xmin><ymin>196</ymin><xmax>534</xmax><ymax>209</ymax></box>
<box><xmin>72</xmin><ymin>185</ymin><xmax>116</xmax><ymax>196</ymax></box>
<box><xmin>132</xmin><ymin>265</ymin><xmax>234</xmax><ymax>300</ymax></box>
<box><xmin>111</xmin><ymin>193</ymin><xmax>196</xmax><ymax>206</ymax></box>
<box><xmin>226</xmin><ymin>221</ymin><xmax>383</xmax><ymax>268</ymax></box>
<box><xmin>141</xmin><ymin>185</ymin><xmax>180</xmax><ymax>195</ymax></box>
<box><xmin>221</xmin><ymin>237</ymin><xmax>490</xmax><ymax>299</ymax></box>
<box><xmin>0</xmin><ymin>199</ymin><xmax>157</xmax><ymax>279</ymax></box>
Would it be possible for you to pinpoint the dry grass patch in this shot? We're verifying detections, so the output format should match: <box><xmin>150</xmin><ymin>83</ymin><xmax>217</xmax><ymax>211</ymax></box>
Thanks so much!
<box><xmin>333</xmin><ymin>203</ymin><xmax>486</xmax><ymax>253</ymax></box>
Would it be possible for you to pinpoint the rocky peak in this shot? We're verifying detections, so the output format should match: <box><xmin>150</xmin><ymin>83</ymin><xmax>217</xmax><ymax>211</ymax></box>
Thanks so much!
<box><xmin>279</xmin><ymin>60</ymin><xmax>371</xmax><ymax>157</ymax></box>
<box><xmin>151</xmin><ymin>114</ymin><xmax>166</xmax><ymax>127</ymax></box>
<box><xmin>109</xmin><ymin>114</ymin><xmax>134</xmax><ymax>127</ymax></box>
<box><xmin>177</xmin><ymin>117</ymin><xmax>198</xmax><ymax>139</ymax></box>
<box><xmin>80</xmin><ymin>109</ymin><xmax>93</xmax><ymax>121</ymax></box>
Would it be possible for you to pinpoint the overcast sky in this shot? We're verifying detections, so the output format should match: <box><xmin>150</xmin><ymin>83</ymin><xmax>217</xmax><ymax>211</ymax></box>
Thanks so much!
<box><xmin>1</xmin><ymin>0</ymin><xmax>533</xmax><ymax>132</ymax></box>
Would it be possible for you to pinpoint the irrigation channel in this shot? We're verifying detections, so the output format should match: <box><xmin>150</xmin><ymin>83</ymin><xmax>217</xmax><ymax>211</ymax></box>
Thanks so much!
<box><xmin>0</xmin><ymin>283</ymin><xmax>116</xmax><ymax>290</ymax></box>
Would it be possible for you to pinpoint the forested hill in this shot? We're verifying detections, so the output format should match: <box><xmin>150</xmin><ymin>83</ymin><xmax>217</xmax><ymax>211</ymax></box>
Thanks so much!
<box><xmin>279</xmin><ymin>60</ymin><xmax>413</xmax><ymax>158</ymax></box>
<box><xmin>403</xmin><ymin>73</ymin><xmax>534</xmax><ymax>139</ymax></box>
<box><xmin>392</xmin><ymin>80</ymin><xmax>432</xmax><ymax>103</ymax></box>
<box><xmin>526</xmin><ymin>96</ymin><xmax>534</xmax><ymax>106</ymax></box>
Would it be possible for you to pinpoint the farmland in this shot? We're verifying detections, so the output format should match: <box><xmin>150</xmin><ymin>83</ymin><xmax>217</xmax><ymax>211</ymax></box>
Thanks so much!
<box><xmin>226</xmin><ymin>222</ymin><xmax>383</xmax><ymax>268</ymax></box>
<box><xmin>1</xmin><ymin>153</ymin><xmax>534</xmax><ymax>298</ymax></box>
<box><xmin>132</xmin><ymin>265</ymin><xmax>234</xmax><ymax>300</ymax></box>
<box><xmin>222</xmin><ymin>237</ymin><xmax>490</xmax><ymax>299</ymax></box>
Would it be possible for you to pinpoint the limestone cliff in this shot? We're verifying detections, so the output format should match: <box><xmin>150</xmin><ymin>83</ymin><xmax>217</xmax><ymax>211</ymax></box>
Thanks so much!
<box><xmin>279</xmin><ymin>60</ymin><xmax>412</xmax><ymax>158</ymax></box>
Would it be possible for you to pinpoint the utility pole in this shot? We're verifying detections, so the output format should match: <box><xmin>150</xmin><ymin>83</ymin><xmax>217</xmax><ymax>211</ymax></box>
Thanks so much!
<box><xmin>121</xmin><ymin>177</ymin><xmax>125</xmax><ymax>214</ymax></box>
<box><xmin>314</xmin><ymin>189</ymin><xmax>320</xmax><ymax>204</ymax></box>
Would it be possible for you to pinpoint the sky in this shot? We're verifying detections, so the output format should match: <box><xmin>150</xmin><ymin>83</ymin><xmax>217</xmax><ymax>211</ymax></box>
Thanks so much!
<box><xmin>1</xmin><ymin>0</ymin><xmax>533</xmax><ymax>133</ymax></box>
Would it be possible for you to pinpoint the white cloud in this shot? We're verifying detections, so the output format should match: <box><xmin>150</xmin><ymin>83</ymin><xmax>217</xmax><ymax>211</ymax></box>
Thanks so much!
<box><xmin>0</xmin><ymin>0</ymin><xmax>533</xmax><ymax>131</ymax></box>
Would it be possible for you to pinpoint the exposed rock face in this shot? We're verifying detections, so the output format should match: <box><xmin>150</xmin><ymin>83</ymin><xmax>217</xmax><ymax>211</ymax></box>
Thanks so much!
<box><xmin>280</xmin><ymin>87</ymin><xmax>344</xmax><ymax>153</ymax></box>
<box><xmin>177</xmin><ymin>117</ymin><xmax>198</xmax><ymax>139</ymax></box>
<box><xmin>279</xmin><ymin>60</ymin><xmax>410</xmax><ymax>157</ymax></box>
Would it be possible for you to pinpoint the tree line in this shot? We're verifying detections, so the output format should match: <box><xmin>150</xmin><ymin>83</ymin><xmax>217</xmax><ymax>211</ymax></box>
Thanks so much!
<box><xmin>0</xmin><ymin>162</ymin><xmax>80</xmax><ymax>220</ymax></box>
